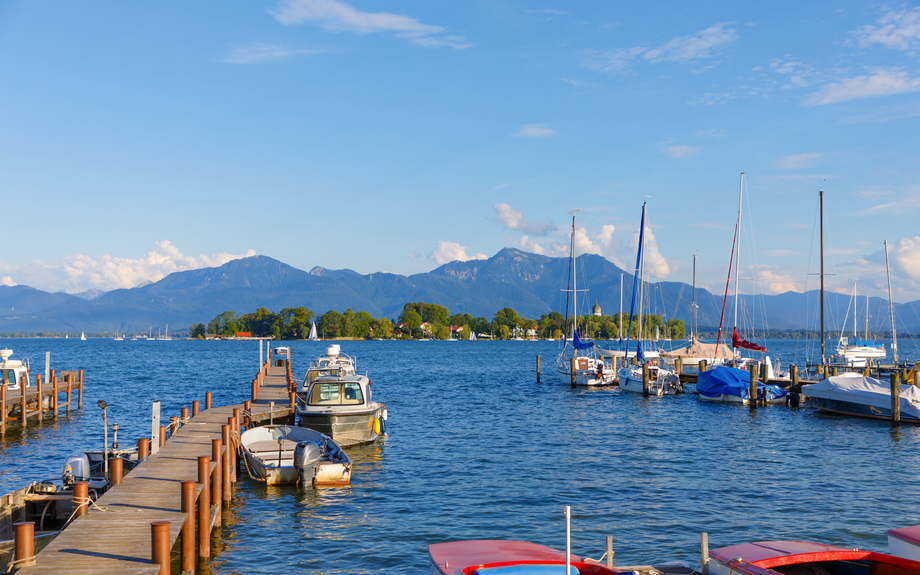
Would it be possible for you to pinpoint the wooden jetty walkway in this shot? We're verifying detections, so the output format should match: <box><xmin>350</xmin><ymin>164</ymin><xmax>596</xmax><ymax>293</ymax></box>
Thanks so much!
<box><xmin>14</xmin><ymin>350</ymin><xmax>296</xmax><ymax>575</ymax></box>
<box><xmin>1</xmin><ymin>370</ymin><xmax>85</xmax><ymax>432</ymax></box>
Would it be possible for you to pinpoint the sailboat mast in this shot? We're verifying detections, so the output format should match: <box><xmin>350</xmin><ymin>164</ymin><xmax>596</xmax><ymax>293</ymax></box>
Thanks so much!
<box><xmin>692</xmin><ymin>254</ymin><xmax>697</xmax><ymax>340</ymax></box>
<box><xmin>865</xmin><ymin>294</ymin><xmax>869</xmax><ymax>340</ymax></box>
<box><xmin>638</xmin><ymin>207</ymin><xmax>646</xmax><ymax>340</ymax></box>
<box><xmin>885</xmin><ymin>239</ymin><xmax>898</xmax><ymax>364</ymax></box>
<box><xmin>572</xmin><ymin>215</ymin><xmax>578</xmax><ymax>339</ymax></box>
<box><xmin>624</xmin><ymin>202</ymin><xmax>646</xmax><ymax>354</ymax></box>
<box><xmin>619</xmin><ymin>273</ymin><xmax>623</xmax><ymax>340</ymax></box>
<box><xmin>733</xmin><ymin>173</ymin><xmax>744</xmax><ymax>330</ymax></box>
<box><xmin>853</xmin><ymin>283</ymin><xmax>857</xmax><ymax>339</ymax></box>
<box><xmin>820</xmin><ymin>189</ymin><xmax>825</xmax><ymax>364</ymax></box>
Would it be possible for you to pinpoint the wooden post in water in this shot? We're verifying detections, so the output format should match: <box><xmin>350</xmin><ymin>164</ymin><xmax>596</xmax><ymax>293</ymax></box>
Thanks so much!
<box><xmin>180</xmin><ymin>481</ymin><xmax>195</xmax><ymax>573</ymax></box>
<box><xmin>675</xmin><ymin>357</ymin><xmax>683</xmax><ymax>375</ymax></box>
<box><xmin>251</xmin><ymin>378</ymin><xmax>258</xmax><ymax>402</ymax></box>
<box><xmin>699</xmin><ymin>360</ymin><xmax>707</xmax><ymax>372</ymax></box>
<box><xmin>52</xmin><ymin>375</ymin><xmax>58</xmax><ymax>416</ymax></box>
<box><xmin>891</xmin><ymin>373</ymin><xmax>901</xmax><ymax>426</ymax></box>
<box><xmin>169</xmin><ymin>416</ymin><xmax>179</xmax><ymax>436</ymax></box>
<box><xmin>790</xmin><ymin>365</ymin><xmax>799</xmax><ymax>407</ymax></box>
<box><xmin>150</xmin><ymin>521</ymin><xmax>171</xmax><ymax>575</ymax></box>
<box><xmin>536</xmin><ymin>355</ymin><xmax>541</xmax><ymax>383</ymax></box>
<box><xmin>159</xmin><ymin>425</ymin><xmax>166</xmax><ymax>447</ymax></box>
<box><xmin>110</xmin><ymin>457</ymin><xmax>123</xmax><ymax>485</ymax></box>
<box><xmin>832</xmin><ymin>366</ymin><xmax>838</xmax><ymax>377</ymax></box>
<box><xmin>728</xmin><ymin>360</ymin><xmax>735</xmax><ymax>368</ymax></box>
<box><xmin>192</xmin><ymin>400</ymin><xmax>199</xmax><ymax>417</ymax></box>
<box><xmin>749</xmin><ymin>365</ymin><xmax>758</xmax><ymax>411</ymax></box>
<box><xmin>642</xmin><ymin>363</ymin><xmax>649</xmax><ymax>397</ymax></box>
<box><xmin>14</xmin><ymin>522</ymin><xmax>35</xmax><ymax>567</ymax></box>
<box><xmin>211</xmin><ymin>439</ymin><xmax>222</xmax><ymax>527</ymax></box>
<box><xmin>138</xmin><ymin>437</ymin><xmax>149</xmax><ymax>463</ymax></box>
<box><xmin>760</xmin><ymin>363</ymin><xmax>768</xmax><ymax>384</ymax></box>
<box><xmin>221</xmin><ymin>424</ymin><xmax>232</xmax><ymax>502</ymax></box>
<box><xmin>73</xmin><ymin>482</ymin><xmax>89</xmax><ymax>517</ymax></box>
<box><xmin>570</xmin><ymin>357</ymin><xmax>576</xmax><ymax>389</ymax></box>
<box><xmin>36</xmin><ymin>375</ymin><xmax>42</xmax><ymax>423</ymax></box>
<box><xmin>606</xmin><ymin>536</ymin><xmax>614</xmax><ymax>569</ymax></box>
<box><xmin>227</xmin><ymin>417</ymin><xmax>238</xmax><ymax>483</ymax></box>
<box><xmin>20</xmin><ymin>384</ymin><xmax>27</xmax><ymax>427</ymax></box>
<box><xmin>701</xmin><ymin>532</ymin><xmax>710</xmax><ymax>575</ymax></box>
<box><xmin>65</xmin><ymin>374</ymin><xmax>72</xmax><ymax>415</ymax></box>
<box><xmin>180</xmin><ymin>407</ymin><xmax>189</xmax><ymax>426</ymax></box>
<box><xmin>197</xmin><ymin>456</ymin><xmax>211</xmax><ymax>559</ymax></box>
<box><xmin>205</xmin><ymin>392</ymin><xmax>212</xmax><ymax>410</ymax></box>
<box><xmin>0</xmin><ymin>385</ymin><xmax>6</xmax><ymax>431</ymax></box>
<box><xmin>78</xmin><ymin>370</ymin><xmax>83</xmax><ymax>409</ymax></box>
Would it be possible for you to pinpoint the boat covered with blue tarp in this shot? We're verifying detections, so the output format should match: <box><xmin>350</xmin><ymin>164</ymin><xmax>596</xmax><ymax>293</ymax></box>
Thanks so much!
<box><xmin>697</xmin><ymin>366</ymin><xmax>788</xmax><ymax>404</ymax></box>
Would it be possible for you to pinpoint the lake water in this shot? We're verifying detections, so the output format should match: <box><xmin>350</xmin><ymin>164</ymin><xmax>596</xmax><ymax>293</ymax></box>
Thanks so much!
<box><xmin>1</xmin><ymin>337</ymin><xmax>919</xmax><ymax>574</ymax></box>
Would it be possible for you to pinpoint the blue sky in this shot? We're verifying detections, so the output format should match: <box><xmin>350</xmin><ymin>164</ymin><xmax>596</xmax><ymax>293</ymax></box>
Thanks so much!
<box><xmin>2</xmin><ymin>1</ymin><xmax>920</xmax><ymax>303</ymax></box>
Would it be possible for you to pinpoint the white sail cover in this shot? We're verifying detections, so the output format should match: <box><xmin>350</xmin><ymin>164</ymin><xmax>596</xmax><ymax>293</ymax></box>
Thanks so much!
<box><xmin>803</xmin><ymin>375</ymin><xmax>920</xmax><ymax>417</ymax></box>
<box><xmin>660</xmin><ymin>337</ymin><xmax>733</xmax><ymax>360</ymax></box>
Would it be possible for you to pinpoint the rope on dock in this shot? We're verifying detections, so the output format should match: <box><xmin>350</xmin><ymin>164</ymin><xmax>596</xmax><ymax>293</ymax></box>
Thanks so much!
<box><xmin>6</xmin><ymin>554</ymin><xmax>36</xmax><ymax>571</ymax></box>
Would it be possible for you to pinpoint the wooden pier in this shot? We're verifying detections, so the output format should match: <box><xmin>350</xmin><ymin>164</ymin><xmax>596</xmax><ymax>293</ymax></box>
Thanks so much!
<box><xmin>1</xmin><ymin>371</ymin><xmax>84</xmax><ymax>432</ymax></box>
<box><xmin>14</xmin><ymin>350</ymin><xmax>295</xmax><ymax>575</ymax></box>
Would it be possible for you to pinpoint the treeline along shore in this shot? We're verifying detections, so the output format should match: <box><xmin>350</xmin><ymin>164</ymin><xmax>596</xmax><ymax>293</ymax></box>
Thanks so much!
<box><xmin>190</xmin><ymin>302</ymin><xmax>687</xmax><ymax>341</ymax></box>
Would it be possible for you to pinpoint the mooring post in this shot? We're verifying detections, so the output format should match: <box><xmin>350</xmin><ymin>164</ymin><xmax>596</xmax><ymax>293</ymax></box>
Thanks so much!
<box><xmin>36</xmin><ymin>374</ymin><xmax>42</xmax><ymax>423</ymax></box>
<box><xmin>180</xmin><ymin>407</ymin><xmax>189</xmax><ymax>427</ymax></box>
<box><xmin>790</xmin><ymin>365</ymin><xmax>799</xmax><ymax>407</ymax></box>
<box><xmin>760</xmin><ymin>363</ymin><xmax>768</xmax><ymax>384</ymax></box>
<box><xmin>832</xmin><ymin>366</ymin><xmax>838</xmax><ymax>377</ymax></box>
<box><xmin>701</xmin><ymin>532</ymin><xmax>710</xmax><ymax>575</ymax></box>
<box><xmin>20</xmin><ymin>384</ymin><xmax>27</xmax><ymax>427</ymax></box>
<box><xmin>536</xmin><ymin>355</ymin><xmax>541</xmax><ymax>383</ymax></box>
<box><xmin>169</xmin><ymin>416</ymin><xmax>179</xmax><ymax>436</ymax></box>
<box><xmin>65</xmin><ymin>374</ymin><xmax>72</xmax><ymax>415</ymax></box>
<box><xmin>180</xmin><ymin>481</ymin><xmax>195</xmax><ymax>573</ymax></box>
<box><xmin>606</xmin><ymin>535</ymin><xmax>614</xmax><ymax>568</ymax></box>
<box><xmin>234</xmin><ymin>407</ymin><xmax>242</xmax><ymax>433</ymax></box>
<box><xmin>150</xmin><ymin>521</ymin><xmax>171</xmax><ymax>575</ymax></box>
<box><xmin>642</xmin><ymin>363</ymin><xmax>649</xmax><ymax>397</ymax></box>
<box><xmin>728</xmin><ymin>360</ymin><xmax>735</xmax><ymax>368</ymax></box>
<box><xmin>14</xmin><ymin>522</ymin><xmax>35</xmax><ymax>567</ymax></box>
<box><xmin>138</xmin><ymin>437</ymin><xmax>150</xmax><ymax>463</ymax></box>
<box><xmin>221</xmin><ymin>424</ymin><xmax>232</xmax><ymax>501</ymax></box>
<box><xmin>73</xmin><ymin>481</ymin><xmax>89</xmax><ymax>517</ymax></box>
<box><xmin>110</xmin><ymin>457</ymin><xmax>123</xmax><ymax>485</ymax></box>
<box><xmin>242</xmin><ymin>402</ymin><xmax>250</xmax><ymax>430</ymax></box>
<box><xmin>699</xmin><ymin>360</ymin><xmax>707</xmax><ymax>372</ymax></box>
<box><xmin>197</xmin><ymin>456</ymin><xmax>211</xmax><ymax>559</ymax></box>
<box><xmin>251</xmin><ymin>378</ymin><xmax>258</xmax><ymax>402</ymax></box>
<box><xmin>78</xmin><ymin>370</ymin><xmax>83</xmax><ymax>409</ymax></box>
<box><xmin>891</xmin><ymin>373</ymin><xmax>901</xmax><ymax>426</ymax></box>
<box><xmin>227</xmin><ymin>417</ymin><xmax>238</xmax><ymax>483</ymax></box>
<box><xmin>211</xmin><ymin>439</ymin><xmax>222</xmax><ymax>527</ymax></box>
<box><xmin>205</xmin><ymin>391</ymin><xmax>212</xmax><ymax>410</ymax></box>
<box><xmin>1</xmin><ymin>385</ymin><xmax>6</xmax><ymax>431</ymax></box>
<box><xmin>570</xmin><ymin>357</ymin><xmax>577</xmax><ymax>389</ymax></box>
<box><xmin>52</xmin><ymin>374</ymin><xmax>58</xmax><ymax>416</ymax></box>
<box><xmin>192</xmin><ymin>400</ymin><xmax>199</xmax><ymax>417</ymax></box>
<box><xmin>675</xmin><ymin>357</ymin><xmax>683</xmax><ymax>375</ymax></box>
<box><xmin>159</xmin><ymin>425</ymin><xmax>166</xmax><ymax>447</ymax></box>
<box><xmin>749</xmin><ymin>365</ymin><xmax>758</xmax><ymax>411</ymax></box>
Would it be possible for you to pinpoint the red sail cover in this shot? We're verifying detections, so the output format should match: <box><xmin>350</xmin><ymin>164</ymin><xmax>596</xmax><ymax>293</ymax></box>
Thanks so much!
<box><xmin>732</xmin><ymin>327</ymin><xmax>766</xmax><ymax>352</ymax></box>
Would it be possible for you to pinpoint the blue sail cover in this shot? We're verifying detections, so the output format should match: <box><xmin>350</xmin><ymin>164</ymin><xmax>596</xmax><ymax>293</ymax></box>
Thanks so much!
<box><xmin>637</xmin><ymin>342</ymin><xmax>645</xmax><ymax>363</ymax></box>
<box><xmin>853</xmin><ymin>338</ymin><xmax>881</xmax><ymax>347</ymax></box>
<box><xmin>697</xmin><ymin>366</ymin><xmax>788</xmax><ymax>401</ymax></box>
<box><xmin>572</xmin><ymin>332</ymin><xmax>594</xmax><ymax>350</ymax></box>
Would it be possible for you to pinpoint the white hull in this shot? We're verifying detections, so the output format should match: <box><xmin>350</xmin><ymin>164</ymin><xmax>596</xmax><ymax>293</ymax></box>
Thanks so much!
<box><xmin>557</xmin><ymin>356</ymin><xmax>616</xmax><ymax>386</ymax></box>
<box><xmin>617</xmin><ymin>366</ymin><xmax>682</xmax><ymax>396</ymax></box>
<box><xmin>697</xmin><ymin>393</ymin><xmax>786</xmax><ymax>405</ymax></box>
<box><xmin>241</xmin><ymin>425</ymin><xmax>351</xmax><ymax>486</ymax></box>
<box><xmin>889</xmin><ymin>535</ymin><xmax>920</xmax><ymax>562</ymax></box>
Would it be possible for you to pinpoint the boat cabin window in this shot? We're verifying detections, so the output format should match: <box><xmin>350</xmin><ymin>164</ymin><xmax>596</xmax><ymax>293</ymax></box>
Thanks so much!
<box><xmin>306</xmin><ymin>368</ymin><xmax>341</xmax><ymax>386</ymax></box>
<box><xmin>0</xmin><ymin>369</ymin><xmax>19</xmax><ymax>385</ymax></box>
<box><xmin>307</xmin><ymin>382</ymin><xmax>364</xmax><ymax>406</ymax></box>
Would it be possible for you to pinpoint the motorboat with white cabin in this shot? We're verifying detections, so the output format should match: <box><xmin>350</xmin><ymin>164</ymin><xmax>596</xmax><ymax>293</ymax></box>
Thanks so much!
<box><xmin>0</xmin><ymin>349</ymin><xmax>31</xmax><ymax>391</ymax></box>
<box><xmin>296</xmin><ymin>372</ymin><xmax>386</xmax><ymax>447</ymax></box>
<box><xmin>302</xmin><ymin>344</ymin><xmax>357</xmax><ymax>388</ymax></box>
<box><xmin>240</xmin><ymin>424</ymin><xmax>351</xmax><ymax>486</ymax></box>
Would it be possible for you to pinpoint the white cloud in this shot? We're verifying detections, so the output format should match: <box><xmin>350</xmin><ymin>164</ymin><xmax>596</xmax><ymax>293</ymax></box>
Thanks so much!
<box><xmin>517</xmin><ymin>235</ymin><xmax>545</xmax><ymax>255</ymax></box>
<box><xmin>271</xmin><ymin>0</ymin><xmax>472</xmax><ymax>49</ymax></box>
<box><xmin>758</xmin><ymin>269</ymin><xmax>800</xmax><ymax>294</ymax></box>
<box><xmin>0</xmin><ymin>241</ymin><xmax>256</xmax><ymax>294</ymax></box>
<box><xmin>629</xmin><ymin>225</ymin><xmax>671</xmax><ymax>278</ymax></box>
<box><xmin>849</xmin><ymin>7</ymin><xmax>920</xmax><ymax>52</ymax></box>
<box><xmin>891</xmin><ymin>236</ymin><xmax>920</xmax><ymax>281</ymax></box>
<box><xmin>596</xmin><ymin>224</ymin><xmax>616</xmax><ymax>249</ymax></box>
<box><xmin>696</xmin><ymin>128</ymin><xmax>728</xmax><ymax>139</ymax></box>
<box><xmin>665</xmin><ymin>145</ymin><xmax>698</xmax><ymax>159</ymax></box>
<box><xmin>769</xmin><ymin>57</ymin><xmax>814</xmax><ymax>88</ymax></box>
<box><xmin>513</xmin><ymin>124</ymin><xmax>557</xmax><ymax>138</ymax></box>
<box><xmin>222</xmin><ymin>43</ymin><xmax>318</xmax><ymax>64</ymax></box>
<box><xmin>429</xmin><ymin>241</ymin><xmax>487</xmax><ymax>265</ymax></box>
<box><xmin>1</xmin><ymin>277</ymin><xmax>15</xmax><ymax>287</ymax></box>
<box><xmin>803</xmin><ymin>68</ymin><xmax>920</xmax><ymax>106</ymax></box>
<box><xmin>775</xmin><ymin>152</ymin><xmax>823</xmax><ymax>169</ymax></box>
<box><xmin>494</xmin><ymin>204</ymin><xmax>556</xmax><ymax>236</ymax></box>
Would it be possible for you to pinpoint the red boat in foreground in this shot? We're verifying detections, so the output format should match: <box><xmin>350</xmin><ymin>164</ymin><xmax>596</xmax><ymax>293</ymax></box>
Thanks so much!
<box><xmin>428</xmin><ymin>540</ymin><xmax>623</xmax><ymax>575</ymax></box>
<box><xmin>708</xmin><ymin>539</ymin><xmax>920</xmax><ymax>575</ymax></box>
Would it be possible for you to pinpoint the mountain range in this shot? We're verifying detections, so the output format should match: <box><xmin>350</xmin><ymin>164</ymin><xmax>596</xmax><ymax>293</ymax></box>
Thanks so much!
<box><xmin>1</xmin><ymin>249</ymin><xmax>918</xmax><ymax>334</ymax></box>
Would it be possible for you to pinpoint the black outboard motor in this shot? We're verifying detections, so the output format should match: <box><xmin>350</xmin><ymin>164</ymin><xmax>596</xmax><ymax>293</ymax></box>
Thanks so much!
<box><xmin>293</xmin><ymin>442</ymin><xmax>322</xmax><ymax>488</ymax></box>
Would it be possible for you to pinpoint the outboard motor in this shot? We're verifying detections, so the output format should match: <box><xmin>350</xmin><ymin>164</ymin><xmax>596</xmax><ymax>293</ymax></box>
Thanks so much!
<box><xmin>293</xmin><ymin>442</ymin><xmax>322</xmax><ymax>488</ymax></box>
<box><xmin>62</xmin><ymin>453</ymin><xmax>91</xmax><ymax>486</ymax></box>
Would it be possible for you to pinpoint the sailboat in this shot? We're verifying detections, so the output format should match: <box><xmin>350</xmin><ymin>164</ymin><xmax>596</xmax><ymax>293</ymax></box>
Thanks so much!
<box><xmin>616</xmin><ymin>201</ymin><xmax>681</xmax><ymax>395</ymax></box>
<box><xmin>713</xmin><ymin>173</ymin><xmax>782</xmax><ymax>380</ymax></box>
<box><xmin>80</xmin><ymin>331</ymin><xmax>86</xmax><ymax>341</ymax></box>
<box><xmin>555</xmin><ymin>212</ymin><xmax>615</xmax><ymax>386</ymax></box>
<box><xmin>308</xmin><ymin>321</ymin><xmax>319</xmax><ymax>341</ymax></box>
<box><xmin>157</xmin><ymin>325</ymin><xmax>173</xmax><ymax>341</ymax></box>
<box><xmin>835</xmin><ymin>282</ymin><xmax>885</xmax><ymax>367</ymax></box>
<box><xmin>468</xmin><ymin>328</ymin><xmax>476</xmax><ymax>341</ymax></box>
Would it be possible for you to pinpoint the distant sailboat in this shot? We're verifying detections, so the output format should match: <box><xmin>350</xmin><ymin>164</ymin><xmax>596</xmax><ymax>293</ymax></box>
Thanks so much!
<box><xmin>308</xmin><ymin>321</ymin><xmax>319</xmax><ymax>341</ymax></box>
<box><xmin>80</xmin><ymin>331</ymin><xmax>86</xmax><ymax>341</ymax></box>
<box><xmin>469</xmin><ymin>329</ymin><xmax>476</xmax><ymax>342</ymax></box>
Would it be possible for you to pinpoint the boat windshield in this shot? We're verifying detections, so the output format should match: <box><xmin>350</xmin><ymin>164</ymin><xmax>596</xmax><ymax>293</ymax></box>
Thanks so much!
<box><xmin>306</xmin><ymin>368</ymin><xmax>343</xmax><ymax>386</ymax></box>
<box><xmin>0</xmin><ymin>369</ymin><xmax>21</xmax><ymax>385</ymax></box>
<box><xmin>307</xmin><ymin>382</ymin><xmax>364</xmax><ymax>406</ymax></box>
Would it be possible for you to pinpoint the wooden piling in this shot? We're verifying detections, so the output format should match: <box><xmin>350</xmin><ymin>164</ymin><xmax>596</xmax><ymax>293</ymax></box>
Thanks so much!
<box><xmin>197</xmin><ymin>456</ymin><xmax>211</xmax><ymax>559</ymax></box>
<box><xmin>180</xmin><ymin>407</ymin><xmax>189</xmax><ymax>426</ymax></box>
<box><xmin>606</xmin><ymin>535</ymin><xmax>614</xmax><ymax>569</ymax></box>
<box><xmin>180</xmin><ymin>481</ymin><xmax>195</xmax><ymax>573</ymax></box>
<box><xmin>536</xmin><ymin>355</ymin><xmax>541</xmax><ymax>383</ymax></box>
<box><xmin>570</xmin><ymin>357</ymin><xmax>577</xmax><ymax>389</ymax></box>
<box><xmin>73</xmin><ymin>481</ymin><xmax>89</xmax><ymax>517</ymax></box>
<box><xmin>110</xmin><ymin>457</ymin><xmax>123</xmax><ymax>485</ymax></box>
<box><xmin>1</xmin><ymin>385</ymin><xmax>6</xmax><ymax>431</ymax></box>
<box><xmin>675</xmin><ymin>357</ymin><xmax>682</xmax><ymax>375</ymax></box>
<box><xmin>749</xmin><ymin>365</ymin><xmax>758</xmax><ymax>411</ymax></box>
<box><xmin>159</xmin><ymin>425</ymin><xmax>166</xmax><ymax>447</ymax></box>
<box><xmin>36</xmin><ymin>375</ymin><xmax>42</xmax><ymax>423</ymax></box>
<box><xmin>65</xmin><ymin>374</ymin><xmax>72</xmax><ymax>415</ymax></box>
<box><xmin>243</xmin><ymin>402</ymin><xmax>250</xmax><ymax>429</ymax></box>
<box><xmin>20</xmin><ymin>385</ymin><xmax>27</xmax><ymax>427</ymax></box>
<box><xmin>211</xmin><ymin>439</ymin><xmax>222</xmax><ymax>527</ymax></box>
<box><xmin>78</xmin><ymin>370</ymin><xmax>83</xmax><ymax>409</ymax></box>
<box><xmin>728</xmin><ymin>360</ymin><xmax>735</xmax><ymax>368</ymax></box>
<box><xmin>221</xmin><ymin>424</ymin><xmax>232</xmax><ymax>502</ymax></box>
<box><xmin>642</xmin><ymin>363</ymin><xmax>649</xmax><ymax>397</ymax></box>
<box><xmin>790</xmin><ymin>365</ymin><xmax>799</xmax><ymax>407</ymax></box>
<box><xmin>891</xmin><ymin>373</ymin><xmax>901</xmax><ymax>426</ymax></box>
<box><xmin>701</xmin><ymin>532</ymin><xmax>710</xmax><ymax>575</ymax></box>
<box><xmin>150</xmin><ymin>521</ymin><xmax>171</xmax><ymax>575</ymax></box>
<box><xmin>138</xmin><ymin>437</ymin><xmax>149</xmax><ymax>462</ymax></box>
<box><xmin>52</xmin><ymin>375</ymin><xmax>59</xmax><ymax>416</ymax></box>
<box><xmin>832</xmin><ymin>366</ymin><xmax>838</xmax><ymax>377</ymax></box>
<box><xmin>699</xmin><ymin>360</ymin><xmax>707</xmax><ymax>372</ymax></box>
<box><xmin>169</xmin><ymin>416</ymin><xmax>180</xmax><ymax>436</ymax></box>
<box><xmin>227</xmin><ymin>417</ymin><xmax>238</xmax><ymax>483</ymax></box>
<box><xmin>192</xmin><ymin>400</ymin><xmax>200</xmax><ymax>417</ymax></box>
<box><xmin>205</xmin><ymin>391</ymin><xmax>212</xmax><ymax>410</ymax></box>
<box><xmin>14</xmin><ymin>522</ymin><xmax>35</xmax><ymax>567</ymax></box>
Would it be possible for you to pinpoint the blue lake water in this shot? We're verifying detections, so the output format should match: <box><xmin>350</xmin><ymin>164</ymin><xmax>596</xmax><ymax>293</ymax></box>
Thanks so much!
<box><xmin>1</xmin><ymin>337</ymin><xmax>919</xmax><ymax>574</ymax></box>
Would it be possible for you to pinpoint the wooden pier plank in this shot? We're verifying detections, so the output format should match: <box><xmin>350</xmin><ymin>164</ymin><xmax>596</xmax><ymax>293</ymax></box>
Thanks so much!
<box><xmin>17</xmin><ymin>363</ymin><xmax>293</xmax><ymax>575</ymax></box>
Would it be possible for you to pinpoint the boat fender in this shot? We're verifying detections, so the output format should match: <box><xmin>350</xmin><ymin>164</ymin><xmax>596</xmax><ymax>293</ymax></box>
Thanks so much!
<box><xmin>373</xmin><ymin>417</ymin><xmax>381</xmax><ymax>435</ymax></box>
